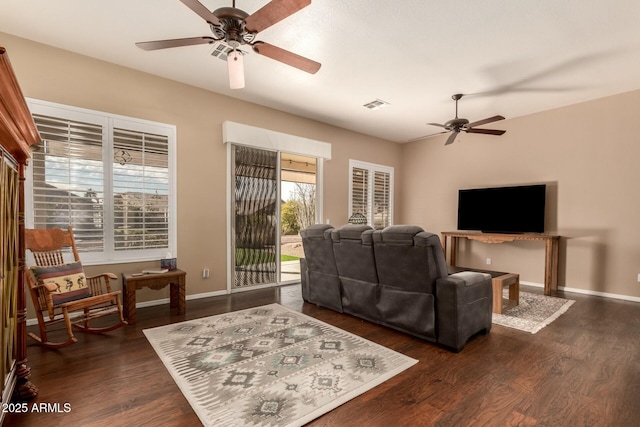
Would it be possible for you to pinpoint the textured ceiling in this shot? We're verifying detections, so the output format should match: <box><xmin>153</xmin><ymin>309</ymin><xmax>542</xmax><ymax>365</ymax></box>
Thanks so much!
<box><xmin>2</xmin><ymin>0</ymin><xmax>640</xmax><ymax>143</ymax></box>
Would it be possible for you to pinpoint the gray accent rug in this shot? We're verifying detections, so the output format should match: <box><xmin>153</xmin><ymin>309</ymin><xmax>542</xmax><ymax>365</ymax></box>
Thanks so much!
<box><xmin>493</xmin><ymin>291</ymin><xmax>575</xmax><ymax>334</ymax></box>
<box><xmin>144</xmin><ymin>304</ymin><xmax>417</xmax><ymax>427</ymax></box>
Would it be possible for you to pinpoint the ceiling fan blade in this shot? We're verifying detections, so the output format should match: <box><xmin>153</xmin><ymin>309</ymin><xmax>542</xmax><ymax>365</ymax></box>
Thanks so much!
<box><xmin>466</xmin><ymin>115</ymin><xmax>505</xmax><ymax>128</ymax></box>
<box><xmin>135</xmin><ymin>36</ymin><xmax>216</xmax><ymax>51</ymax></box>
<box><xmin>407</xmin><ymin>131</ymin><xmax>448</xmax><ymax>143</ymax></box>
<box><xmin>252</xmin><ymin>42</ymin><xmax>321</xmax><ymax>74</ymax></box>
<box><xmin>179</xmin><ymin>0</ymin><xmax>220</xmax><ymax>25</ymax></box>
<box><xmin>245</xmin><ymin>0</ymin><xmax>311</xmax><ymax>33</ymax></box>
<box><xmin>465</xmin><ymin>128</ymin><xmax>506</xmax><ymax>135</ymax></box>
<box><xmin>445</xmin><ymin>131</ymin><xmax>459</xmax><ymax>145</ymax></box>
<box><xmin>427</xmin><ymin>122</ymin><xmax>447</xmax><ymax>128</ymax></box>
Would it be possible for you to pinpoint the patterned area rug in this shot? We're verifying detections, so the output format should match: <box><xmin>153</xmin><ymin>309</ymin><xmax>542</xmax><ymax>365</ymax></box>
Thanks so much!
<box><xmin>493</xmin><ymin>291</ymin><xmax>575</xmax><ymax>334</ymax></box>
<box><xmin>144</xmin><ymin>304</ymin><xmax>417</xmax><ymax>427</ymax></box>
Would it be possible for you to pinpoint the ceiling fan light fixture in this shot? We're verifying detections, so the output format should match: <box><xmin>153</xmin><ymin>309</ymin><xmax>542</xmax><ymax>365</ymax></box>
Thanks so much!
<box><xmin>227</xmin><ymin>49</ymin><xmax>245</xmax><ymax>89</ymax></box>
<box><xmin>136</xmin><ymin>0</ymin><xmax>321</xmax><ymax>85</ymax></box>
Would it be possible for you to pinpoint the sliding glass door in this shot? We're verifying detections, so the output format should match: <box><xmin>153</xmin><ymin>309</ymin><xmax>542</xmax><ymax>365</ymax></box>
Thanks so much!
<box><xmin>225</xmin><ymin>121</ymin><xmax>329</xmax><ymax>292</ymax></box>
<box><xmin>231</xmin><ymin>147</ymin><xmax>318</xmax><ymax>290</ymax></box>
<box><xmin>280</xmin><ymin>153</ymin><xmax>317</xmax><ymax>283</ymax></box>
<box><xmin>232</xmin><ymin>146</ymin><xmax>278</xmax><ymax>289</ymax></box>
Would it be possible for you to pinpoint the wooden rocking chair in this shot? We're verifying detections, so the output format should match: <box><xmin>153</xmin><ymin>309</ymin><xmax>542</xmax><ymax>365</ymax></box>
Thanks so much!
<box><xmin>25</xmin><ymin>226</ymin><xmax>127</xmax><ymax>348</ymax></box>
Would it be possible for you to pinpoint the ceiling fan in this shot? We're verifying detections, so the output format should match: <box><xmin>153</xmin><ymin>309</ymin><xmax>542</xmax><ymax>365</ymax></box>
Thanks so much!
<box><xmin>427</xmin><ymin>94</ymin><xmax>506</xmax><ymax>145</ymax></box>
<box><xmin>135</xmin><ymin>0</ymin><xmax>321</xmax><ymax>89</ymax></box>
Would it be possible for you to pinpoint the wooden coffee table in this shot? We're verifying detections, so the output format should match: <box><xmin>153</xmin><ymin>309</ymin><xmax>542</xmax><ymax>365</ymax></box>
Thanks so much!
<box><xmin>448</xmin><ymin>266</ymin><xmax>519</xmax><ymax>314</ymax></box>
<box><xmin>122</xmin><ymin>269</ymin><xmax>186</xmax><ymax>324</ymax></box>
<box><xmin>492</xmin><ymin>273</ymin><xmax>519</xmax><ymax>314</ymax></box>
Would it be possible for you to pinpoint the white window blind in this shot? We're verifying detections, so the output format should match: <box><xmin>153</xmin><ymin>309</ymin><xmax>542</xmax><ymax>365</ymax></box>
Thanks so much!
<box><xmin>373</xmin><ymin>170</ymin><xmax>391</xmax><ymax>229</ymax></box>
<box><xmin>349</xmin><ymin>160</ymin><xmax>394</xmax><ymax>229</ymax></box>
<box><xmin>113</xmin><ymin>128</ymin><xmax>170</xmax><ymax>251</ymax></box>
<box><xmin>31</xmin><ymin>114</ymin><xmax>105</xmax><ymax>252</ymax></box>
<box><xmin>27</xmin><ymin>99</ymin><xmax>176</xmax><ymax>263</ymax></box>
<box><xmin>351</xmin><ymin>167</ymin><xmax>369</xmax><ymax>217</ymax></box>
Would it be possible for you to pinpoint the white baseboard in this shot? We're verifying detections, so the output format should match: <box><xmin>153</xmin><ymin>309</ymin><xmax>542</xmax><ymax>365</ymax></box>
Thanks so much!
<box><xmin>25</xmin><ymin>282</ymin><xmax>640</xmax><ymax>327</ymax></box>
<box><xmin>26</xmin><ymin>289</ymin><xmax>229</xmax><ymax>326</ymax></box>
<box><xmin>134</xmin><ymin>289</ymin><xmax>229</xmax><ymax>309</ymax></box>
<box><xmin>520</xmin><ymin>281</ymin><xmax>640</xmax><ymax>303</ymax></box>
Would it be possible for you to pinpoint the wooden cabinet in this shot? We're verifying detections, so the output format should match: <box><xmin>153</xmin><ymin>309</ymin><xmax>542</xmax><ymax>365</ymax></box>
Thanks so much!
<box><xmin>0</xmin><ymin>46</ymin><xmax>40</xmax><ymax>419</ymax></box>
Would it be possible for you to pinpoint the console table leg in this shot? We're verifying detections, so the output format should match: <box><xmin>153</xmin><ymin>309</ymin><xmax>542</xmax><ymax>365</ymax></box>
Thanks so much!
<box><xmin>178</xmin><ymin>277</ymin><xmax>186</xmax><ymax>315</ymax></box>
<box><xmin>170</xmin><ymin>283</ymin><xmax>177</xmax><ymax>310</ymax></box>
<box><xmin>126</xmin><ymin>287</ymin><xmax>137</xmax><ymax>324</ymax></box>
<box><xmin>544</xmin><ymin>238</ymin><xmax>559</xmax><ymax>295</ymax></box>
<box><xmin>450</xmin><ymin>237</ymin><xmax>458</xmax><ymax>266</ymax></box>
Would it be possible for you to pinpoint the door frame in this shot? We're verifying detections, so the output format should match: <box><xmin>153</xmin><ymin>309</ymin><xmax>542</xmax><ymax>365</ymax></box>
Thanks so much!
<box><xmin>223</xmin><ymin>121</ymin><xmax>330</xmax><ymax>293</ymax></box>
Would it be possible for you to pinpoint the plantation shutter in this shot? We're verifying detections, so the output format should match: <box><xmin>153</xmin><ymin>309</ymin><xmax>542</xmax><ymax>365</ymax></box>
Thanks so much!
<box><xmin>349</xmin><ymin>160</ymin><xmax>393</xmax><ymax>229</ymax></box>
<box><xmin>27</xmin><ymin>99</ymin><xmax>176</xmax><ymax>262</ymax></box>
<box><xmin>113</xmin><ymin>128</ymin><xmax>170</xmax><ymax>250</ymax></box>
<box><xmin>351</xmin><ymin>167</ymin><xmax>369</xmax><ymax>218</ymax></box>
<box><xmin>373</xmin><ymin>170</ymin><xmax>391</xmax><ymax>229</ymax></box>
<box><xmin>31</xmin><ymin>114</ymin><xmax>105</xmax><ymax>252</ymax></box>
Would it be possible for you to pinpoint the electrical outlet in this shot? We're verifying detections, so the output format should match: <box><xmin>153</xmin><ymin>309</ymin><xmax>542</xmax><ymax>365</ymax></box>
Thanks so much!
<box><xmin>203</xmin><ymin>268</ymin><xmax>210</xmax><ymax>279</ymax></box>
<box><xmin>637</xmin><ymin>273</ymin><xmax>640</xmax><ymax>283</ymax></box>
<box><xmin>486</xmin><ymin>258</ymin><xmax>492</xmax><ymax>265</ymax></box>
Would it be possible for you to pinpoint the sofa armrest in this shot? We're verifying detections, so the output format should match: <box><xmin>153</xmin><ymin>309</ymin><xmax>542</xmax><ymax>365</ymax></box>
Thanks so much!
<box><xmin>448</xmin><ymin>271</ymin><xmax>491</xmax><ymax>286</ymax></box>
<box><xmin>435</xmin><ymin>271</ymin><xmax>493</xmax><ymax>351</ymax></box>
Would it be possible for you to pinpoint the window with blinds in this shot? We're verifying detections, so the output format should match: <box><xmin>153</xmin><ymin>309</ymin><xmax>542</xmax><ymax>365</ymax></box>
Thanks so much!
<box><xmin>113</xmin><ymin>128</ymin><xmax>170</xmax><ymax>251</ymax></box>
<box><xmin>373</xmin><ymin>170</ymin><xmax>391</xmax><ymax>229</ymax></box>
<box><xmin>27</xmin><ymin>100</ymin><xmax>176</xmax><ymax>263</ymax></box>
<box><xmin>31</xmin><ymin>114</ymin><xmax>105</xmax><ymax>252</ymax></box>
<box><xmin>348</xmin><ymin>160</ymin><xmax>394</xmax><ymax>229</ymax></box>
<box><xmin>351</xmin><ymin>167</ymin><xmax>369</xmax><ymax>217</ymax></box>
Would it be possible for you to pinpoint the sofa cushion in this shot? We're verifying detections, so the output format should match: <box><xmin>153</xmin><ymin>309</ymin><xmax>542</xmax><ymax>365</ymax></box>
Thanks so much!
<box><xmin>331</xmin><ymin>224</ymin><xmax>373</xmax><ymax>242</ymax></box>
<box><xmin>372</xmin><ymin>227</ymin><xmax>448</xmax><ymax>294</ymax></box>
<box><xmin>373</xmin><ymin>225</ymin><xmax>424</xmax><ymax>245</ymax></box>
<box><xmin>300</xmin><ymin>223</ymin><xmax>334</xmax><ymax>239</ymax></box>
<box><xmin>300</xmin><ymin>224</ymin><xmax>337</xmax><ymax>275</ymax></box>
<box><xmin>331</xmin><ymin>225</ymin><xmax>377</xmax><ymax>283</ymax></box>
<box><xmin>331</xmin><ymin>224</ymin><xmax>378</xmax><ymax>319</ymax></box>
<box><xmin>300</xmin><ymin>224</ymin><xmax>342</xmax><ymax>312</ymax></box>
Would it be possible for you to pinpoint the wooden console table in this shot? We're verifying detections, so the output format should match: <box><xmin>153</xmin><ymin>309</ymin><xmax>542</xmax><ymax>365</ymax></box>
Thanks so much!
<box><xmin>122</xmin><ymin>269</ymin><xmax>186</xmax><ymax>324</ymax></box>
<box><xmin>441</xmin><ymin>231</ymin><xmax>560</xmax><ymax>295</ymax></box>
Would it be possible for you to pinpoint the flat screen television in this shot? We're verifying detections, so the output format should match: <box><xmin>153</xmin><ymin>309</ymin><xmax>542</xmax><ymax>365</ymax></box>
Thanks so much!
<box><xmin>457</xmin><ymin>184</ymin><xmax>546</xmax><ymax>233</ymax></box>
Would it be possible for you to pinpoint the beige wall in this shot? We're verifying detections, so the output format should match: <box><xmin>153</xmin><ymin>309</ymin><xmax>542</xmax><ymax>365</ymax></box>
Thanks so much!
<box><xmin>5</xmin><ymin>30</ymin><xmax>639</xmax><ymax>309</ymax></box>
<box><xmin>400</xmin><ymin>89</ymin><xmax>640</xmax><ymax>299</ymax></box>
<box><xmin>2</xmin><ymin>33</ymin><xmax>402</xmax><ymax>310</ymax></box>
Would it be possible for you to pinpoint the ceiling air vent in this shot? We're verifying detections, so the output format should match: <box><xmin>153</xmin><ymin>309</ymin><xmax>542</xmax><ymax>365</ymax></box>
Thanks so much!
<box><xmin>210</xmin><ymin>42</ymin><xmax>248</xmax><ymax>62</ymax></box>
<box><xmin>363</xmin><ymin>99</ymin><xmax>390</xmax><ymax>110</ymax></box>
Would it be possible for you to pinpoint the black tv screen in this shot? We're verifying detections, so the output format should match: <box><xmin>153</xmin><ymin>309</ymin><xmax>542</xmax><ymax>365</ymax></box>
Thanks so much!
<box><xmin>457</xmin><ymin>184</ymin><xmax>546</xmax><ymax>233</ymax></box>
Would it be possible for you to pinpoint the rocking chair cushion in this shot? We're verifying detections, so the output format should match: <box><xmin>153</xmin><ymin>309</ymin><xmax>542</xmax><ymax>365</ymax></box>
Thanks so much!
<box><xmin>31</xmin><ymin>261</ymin><xmax>92</xmax><ymax>306</ymax></box>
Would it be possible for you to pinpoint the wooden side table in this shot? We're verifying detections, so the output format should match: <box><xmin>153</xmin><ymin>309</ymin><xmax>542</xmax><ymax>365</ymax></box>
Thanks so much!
<box><xmin>492</xmin><ymin>273</ymin><xmax>519</xmax><ymax>314</ymax></box>
<box><xmin>122</xmin><ymin>269</ymin><xmax>186</xmax><ymax>324</ymax></box>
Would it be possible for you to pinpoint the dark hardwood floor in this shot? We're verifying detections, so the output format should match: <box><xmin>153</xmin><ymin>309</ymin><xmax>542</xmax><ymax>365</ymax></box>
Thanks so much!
<box><xmin>6</xmin><ymin>284</ymin><xmax>640</xmax><ymax>427</ymax></box>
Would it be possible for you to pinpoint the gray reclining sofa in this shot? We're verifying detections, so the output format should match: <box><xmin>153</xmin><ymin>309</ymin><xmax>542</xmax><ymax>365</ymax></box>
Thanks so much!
<box><xmin>300</xmin><ymin>223</ymin><xmax>493</xmax><ymax>352</ymax></box>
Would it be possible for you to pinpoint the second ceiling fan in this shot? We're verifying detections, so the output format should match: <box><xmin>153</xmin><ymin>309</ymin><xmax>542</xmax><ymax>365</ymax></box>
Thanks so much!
<box><xmin>136</xmin><ymin>0</ymin><xmax>321</xmax><ymax>88</ymax></box>
<box><xmin>428</xmin><ymin>94</ymin><xmax>506</xmax><ymax>145</ymax></box>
